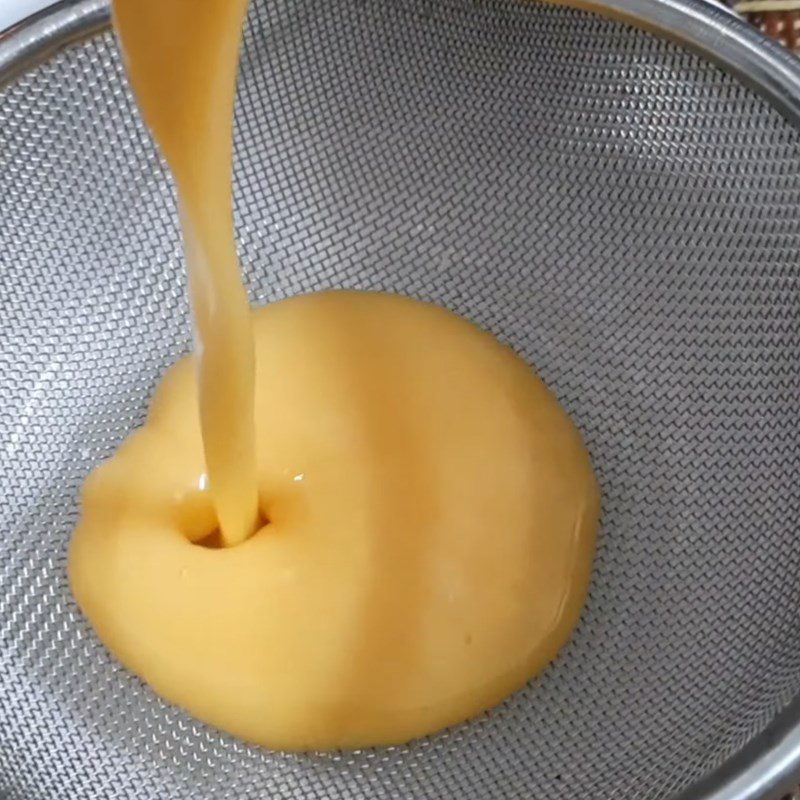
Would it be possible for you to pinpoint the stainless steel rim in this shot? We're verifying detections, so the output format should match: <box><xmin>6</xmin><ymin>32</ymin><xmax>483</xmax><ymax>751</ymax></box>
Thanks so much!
<box><xmin>1</xmin><ymin>1</ymin><xmax>799</xmax><ymax>799</ymax></box>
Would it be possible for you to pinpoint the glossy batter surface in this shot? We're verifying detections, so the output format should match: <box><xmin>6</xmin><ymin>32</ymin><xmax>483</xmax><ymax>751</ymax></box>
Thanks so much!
<box><xmin>69</xmin><ymin>291</ymin><xmax>599</xmax><ymax>751</ymax></box>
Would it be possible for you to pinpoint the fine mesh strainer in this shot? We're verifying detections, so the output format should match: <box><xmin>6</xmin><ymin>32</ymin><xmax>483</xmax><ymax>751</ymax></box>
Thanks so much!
<box><xmin>1</xmin><ymin>0</ymin><xmax>800</xmax><ymax>798</ymax></box>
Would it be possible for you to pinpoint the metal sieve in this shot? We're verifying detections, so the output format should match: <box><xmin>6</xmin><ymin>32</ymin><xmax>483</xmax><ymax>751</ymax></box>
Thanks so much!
<box><xmin>1</xmin><ymin>1</ymin><xmax>800</xmax><ymax>798</ymax></box>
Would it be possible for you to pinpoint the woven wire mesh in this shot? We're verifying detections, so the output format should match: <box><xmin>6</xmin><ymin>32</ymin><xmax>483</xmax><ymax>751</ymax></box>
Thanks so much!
<box><xmin>1</xmin><ymin>1</ymin><xmax>800</xmax><ymax>798</ymax></box>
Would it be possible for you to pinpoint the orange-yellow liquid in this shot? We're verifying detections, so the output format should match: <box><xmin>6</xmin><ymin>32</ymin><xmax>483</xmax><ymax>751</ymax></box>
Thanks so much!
<box><xmin>68</xmin><ymin>0</ymin><xmax>600</xmax><ymax>751</ymax></box>
<box><xmin>112</xmin><ymin>0</ymin><xmax>257</xmax><ymax>546</ymax></box>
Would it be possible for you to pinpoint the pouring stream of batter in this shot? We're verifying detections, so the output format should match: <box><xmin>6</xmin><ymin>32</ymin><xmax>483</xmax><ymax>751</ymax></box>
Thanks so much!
<box><xmin>113</xmin><ymin>0</ymin><xmax>258</xmax><ymax>546</ymax></box>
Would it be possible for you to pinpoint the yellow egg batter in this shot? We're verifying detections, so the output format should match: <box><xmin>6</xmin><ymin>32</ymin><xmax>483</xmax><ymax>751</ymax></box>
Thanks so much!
<box><xmin>67</xmin><ymin>0</ymin><xmax>600</xmax><ymax>751</ymax></box>
<box><xmin>69</xmin><ymin>290</ymin><xmax>599</xmax><ymax>750</ymax></box>
<box><xmin>111</xmin><ymin>0</ymin><xmax>259</xmax><ymax>547</ymax></box>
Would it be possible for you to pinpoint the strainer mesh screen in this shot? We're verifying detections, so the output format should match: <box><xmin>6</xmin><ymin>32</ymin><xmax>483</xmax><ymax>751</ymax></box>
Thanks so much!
<box><xmin>1</xmin><ymin>1</ymin><xmax>800</xmax><ymax>798</ymax></box>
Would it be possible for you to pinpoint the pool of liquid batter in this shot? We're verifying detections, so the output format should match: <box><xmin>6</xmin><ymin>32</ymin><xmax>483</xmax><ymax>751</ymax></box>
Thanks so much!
<box><xmin>68</xmin><ymin>0</ymin><xmax>600</xmax><ymax>752</ymax></box>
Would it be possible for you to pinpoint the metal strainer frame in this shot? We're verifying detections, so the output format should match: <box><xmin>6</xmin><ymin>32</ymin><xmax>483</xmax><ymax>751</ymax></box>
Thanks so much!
<box><xmin>1</xmin><ymin>1</ymin><xmax>800</xmax><ymax>799</ymax></box>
